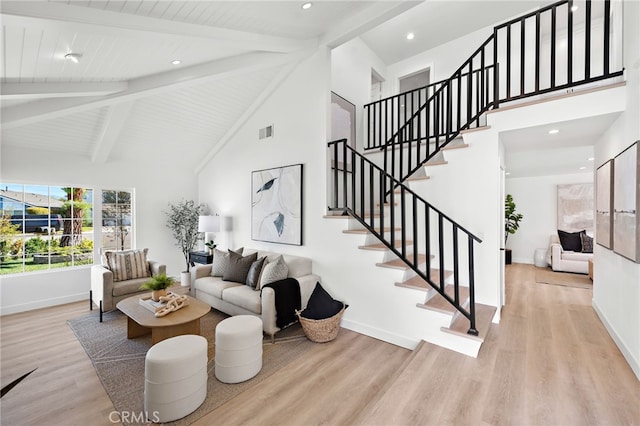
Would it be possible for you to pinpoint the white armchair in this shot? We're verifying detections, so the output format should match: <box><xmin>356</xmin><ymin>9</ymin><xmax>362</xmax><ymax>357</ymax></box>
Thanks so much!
<box><xmin>548</xmin><ymin>234</ymin><xmax>592</xmax><ymax>274</ymax></box>
<box><xmin>90</xmin><ymin>253</ymin><xmax>165</xmax><ymax>322</ymax></box>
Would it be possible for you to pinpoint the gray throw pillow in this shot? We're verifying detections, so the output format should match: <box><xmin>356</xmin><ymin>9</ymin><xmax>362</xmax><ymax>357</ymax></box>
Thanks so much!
<box><xmin>246</xmin><ymin>256</ymin><xmax>267</xmax><ymax>289</ymax></box>
<box><xmin>223</xmin><ymin>251</ymin><xmax>258</xmax><ymax>283</ymax></box>
<box><xmin>211</xmin><ymin>247</ymin><xmax>243</xmax><ymax>277</ymax></box>
<box><xmin>259</xmin><ymin>255</ymin><xmax>289</xmax><ymax>288</ymax></box>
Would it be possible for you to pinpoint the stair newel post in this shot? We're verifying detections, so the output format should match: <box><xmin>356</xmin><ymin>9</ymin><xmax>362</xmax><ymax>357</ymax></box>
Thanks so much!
<box><xmin>425</xmin><ymin>203</ymin><xmax>431</xmax><ymax>277</ymax></box>
<box><xmin>360</xmin><ymin>154</ymin><xmax>366</xmax><ymax>221</ymax></box>
<box><xmin>400</xmin><ymin>185</ymin><xmax>407</xmax><ymax>261</ymax></box>
<box><xmin>351</xmin><ymin>147</ymin><xmax>356</xmax><ymax>212</ymax></box>
<box><xmin>332</xmin><ymin>141</ymin><xmax>339</xmax><ymax>210</ymax></box>
<box><xmin>467</xmin><ymin>237</ymin><xmax>479</xmax><ymax>336</ymax></box>
<box><xmin>390</xmin><ymin>179</ymin><xmax>395</xmax><ymax>247</ymax></box>
<box><xmin>380</xmin><ymin>173</ymin><xmax>386</xmax><ymax>240</ymax></box>
<box><xmin>342</xmin><ymin>140</ymin><xmax>348</xmax><ymax>210</ymax></box>
<box><xmin>412</xmin><ymin>196</ymin><xmax>419</xmax><ymax>271</ymax></box>
<box><xmin>368</xmin><ymin>161</ymin><xmax>374</xmax><ymax>228</ymax></box>
<box><xmin>438</xmin><ymin>214</ymin><xmax>445</xmax><ymax>293</ymax></box>
<box><xmin>452</xmin><ymin>223</ymin><xmax>460</xmax><ymax>306</ymax></box>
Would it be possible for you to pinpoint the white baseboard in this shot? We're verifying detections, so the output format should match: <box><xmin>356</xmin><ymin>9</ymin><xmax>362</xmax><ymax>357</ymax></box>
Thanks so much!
<box><xmin>0</xmin><ymin>292</ymin><xmax>87</xmax><ymax>316</ymax></box>
<box><xmin>340</xmin><ymin>318</ymin><xmax>420</xmax><ymax>350</ymax></box>
<box><xmin>592</xmin><ymin>299</ymin><xmax>640</xmax><ymax>381</ymax></box>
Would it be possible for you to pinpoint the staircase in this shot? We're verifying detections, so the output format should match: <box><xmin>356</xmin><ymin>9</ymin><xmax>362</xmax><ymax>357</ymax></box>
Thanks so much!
<box><xmin>326</xmin><ymin>0</ymin><xmax>623</xmax><ymax>355</ymax></box>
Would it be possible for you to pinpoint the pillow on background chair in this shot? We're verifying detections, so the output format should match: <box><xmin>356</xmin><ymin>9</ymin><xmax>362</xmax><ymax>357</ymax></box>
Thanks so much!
<box><xmin>557</xmin><ymin>230</ymin><xmax>584</xmax><ymax>252</ymax></box>
<box><xmin>580</xmin><ymin>233</ymin><xmax>594</xmax><ymax>253</ymax></box>
<box><xmin>104</xmin><ymin>248</ymin><xmax>150</xmax><ymax>282</ymax></box>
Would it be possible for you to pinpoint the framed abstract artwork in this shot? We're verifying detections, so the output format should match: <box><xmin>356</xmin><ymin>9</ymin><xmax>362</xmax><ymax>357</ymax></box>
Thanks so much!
<box><xmin>596</xmin><ymin>159</ymin><xmax>613</xmax><ymax>249</ymax></box>
<box><xmin>251</xmin><ymin>164</ymin><xmax>303</xmax><ymax>246</ymax></box>
<box><xmin>613</xmin><ymin>141</ymin><xmax>639</xmax><ymax>262</ymax></box>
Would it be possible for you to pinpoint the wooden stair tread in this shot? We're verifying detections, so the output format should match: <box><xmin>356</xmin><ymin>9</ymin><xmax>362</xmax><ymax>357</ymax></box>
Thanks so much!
<box><xmin>394</xmin><ymin>270</ymin><xmax>450</xmax><ymax>292</ymax></box>
<box><xmin>424</xmin><ymin>160</ymin><xmax>448</xmax><ymax>167</ymax></box>
<box><xmin>359</xmin><ymin>241</ymin><xmax>413</xmax><ymax>251</ymax></box>
<box><xmin>323</xmin><ymin>214</ymin><xmax>350</xmax><ymax>219</ymax></box>
<box><xmin>376</xmin><ymin>254</ymin><xmax>427</xmax><ymax>270</ymax></box>
<box><xmin>418</xmin><ymin>284</ymin><xmax>470</xmax><ymax>314</ymax></box>
<box><xmin>407</xmin><ymin>175</ymin><xmax>430</xmax><ymax>182</ymax></box>
<box><xmin>343</xmin><ymin>227</ymin><xmax>400</xmax><ymax>235</ymax></box>
<box><xmin>459</xmin><ymin>125</ymin><xmax>491</xmax><ymax>134</ymax></box>
<box><xmin>441</xmin><ymin>143</ymin><xmax>469</xmax><ymax>151</ymax></box>
<box><xmin>441</xmin><ymin>303</ymin><xmax>496</xmax><ymax>342</ymax></box>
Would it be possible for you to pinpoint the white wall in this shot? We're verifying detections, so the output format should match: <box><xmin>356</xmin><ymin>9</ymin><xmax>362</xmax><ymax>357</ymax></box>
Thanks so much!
<box><xmin>506</xmin><ymin>173</ymin><xmax>593</xmax><ymax>264</ymax></box>
<box><xmin>0</xmin><ymin>146</ymin><xmax>198</xmax><ymax>315</ymax></box>
<box><xmin>331</xmin><ymin>38</ymin><xmax>389</xmax><ymax>151</ymax></box>
<box><xmin>592</xmin><ymin>0</ymin><xmax>640</xmax><ymax>380</ymax></box>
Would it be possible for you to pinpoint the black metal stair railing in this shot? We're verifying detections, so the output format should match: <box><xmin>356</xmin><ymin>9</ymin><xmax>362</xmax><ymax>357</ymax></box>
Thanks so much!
<box><xmin>328</xmin><ymin>138</ymin><xmax>483</xmax><ymax>336</ymax></box>
<box><xmin>369</xmin><ymin>0</ymin><xmax>623</xmax><ymax>189</ymax></box>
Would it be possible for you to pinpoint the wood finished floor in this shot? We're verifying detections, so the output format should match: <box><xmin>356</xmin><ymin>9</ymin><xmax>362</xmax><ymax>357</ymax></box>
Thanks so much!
<box><xmin>1</xmin><ymin>263</ymin><xmax>638</xmax><ymax>425</ymax></box>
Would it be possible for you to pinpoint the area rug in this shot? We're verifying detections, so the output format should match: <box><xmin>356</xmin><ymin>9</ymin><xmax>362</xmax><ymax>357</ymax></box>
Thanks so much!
<box><xmin>68</xmin><ymin>309</ymin><xmax>313</xmax><ymax>426</ymax></box>
<box><xmin>534</xmin><ymin>267</ymin><xmax>592</xmax><ymax>289</ymax></box>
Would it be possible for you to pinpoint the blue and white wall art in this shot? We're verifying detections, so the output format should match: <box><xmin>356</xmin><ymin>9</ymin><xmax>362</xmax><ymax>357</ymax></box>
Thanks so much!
<box><xmin>251</xmin><ymin>164</ymin><xmax>303</xmax><ymax>245</ymax></box>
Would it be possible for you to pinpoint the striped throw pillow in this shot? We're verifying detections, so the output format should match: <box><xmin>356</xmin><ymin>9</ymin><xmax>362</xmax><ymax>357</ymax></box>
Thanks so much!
<box><xmin>105</xmin><ymin>248</ymin><xmax>150</xmax><ymax>282</ymax></box>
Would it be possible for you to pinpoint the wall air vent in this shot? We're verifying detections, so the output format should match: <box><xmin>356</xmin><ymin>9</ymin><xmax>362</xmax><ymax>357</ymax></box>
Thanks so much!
<box><xmin>259</xmin><ymin>125</ymin><xmax>274</xmax><ymax>140</ymax></box>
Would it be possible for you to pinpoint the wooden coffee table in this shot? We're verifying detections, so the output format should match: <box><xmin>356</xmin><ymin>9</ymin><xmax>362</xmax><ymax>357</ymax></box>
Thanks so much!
<box><xmin>116</xmin><ymin>294</ymin><xmax>211</xmax><ymax>345</ymax></box>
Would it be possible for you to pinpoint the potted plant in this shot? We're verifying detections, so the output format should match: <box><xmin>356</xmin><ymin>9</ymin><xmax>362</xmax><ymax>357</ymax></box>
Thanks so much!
<box><xmin>204</xmin><ymin>240</ymin><xmax>217</xmax><ymax>255</ymax></box>
<box><xmin>165</xmin><ymin>200</ymin><xmax>205</xmax><ymax>286</ymax></box>
<box><xmin>140</xmin><ymin>273</ymin><xmax>174</xmax><ymax>301</ymax></box>
<box><xmin>504</xmin><ymin>194</ymin><xmax>524</xmax><ymax>265</ymax></box>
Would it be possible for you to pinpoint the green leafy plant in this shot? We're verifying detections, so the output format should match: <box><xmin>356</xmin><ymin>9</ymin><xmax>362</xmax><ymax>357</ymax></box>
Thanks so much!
<box><xmin>505</xmin><ymin>194</ymin><xmax>524</xmax><ymax>244</ymax></box>
<box><xmin>204</xmin><ymin>240</ymin><xmax>217</xmax><ymax>250</ymax></box>
<box><xmin>165</xmin><ymin>200</ymin><xmax>205</xmax><ymax>272</ymax></box>
<box><xmin>140</xmin><ymin>273</ymin><xmax>174</xmax><ymax>291</ymax></box>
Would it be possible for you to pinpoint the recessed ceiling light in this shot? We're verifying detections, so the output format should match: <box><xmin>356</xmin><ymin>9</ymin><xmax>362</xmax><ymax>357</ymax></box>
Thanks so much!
<box><xmin>64</xmin><ymin>52</ymin><xmax>82</xmax><ymax>63</ymax></box>
<box><xmin>571</xmin><ymin>5</ymin><xmax>578</xmax><ymax>12</ymax></box>
<box><xmin>171</xmin><ymin>59</ymin><xmax>182</xmax><ymax>65</ymax></box>
<box><xmin>579</xmin><ymin>166</ymin><xmax>587</xmax><ymax>170</ymax></box>
<box><xmin>506</xmin><ymin>172</ymin><xmax>511</xmax><ymax>176</ymax></box>
<box><xmin>588</xmin><ymin>157</ymin><xmax>594</xmax><ymax>161</ymax></box>
<box><xmin>406</xmin><ymin>32</ymin><xmax>415</xmax><ymax>40</ymax></box>
<box><xmin>548</xmin><ymin>129</ymin><xmax>560</xmax><ymax>134</ymax></box>
<box><xmin>302</xmin><ymin>2</ymin><xmax>312</xmax><ymax>10</ymax></box>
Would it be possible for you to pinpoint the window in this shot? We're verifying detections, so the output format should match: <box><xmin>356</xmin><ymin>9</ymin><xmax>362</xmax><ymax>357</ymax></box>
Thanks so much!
<box><xmin>101</xmin><ymin>190</ymin><xmax>133</xmax><ymax>251</ymax></box>
<box><xmin>0</xmin><ymin>183</ymin><xmax>94</xmax><ymax>275</ymax></box>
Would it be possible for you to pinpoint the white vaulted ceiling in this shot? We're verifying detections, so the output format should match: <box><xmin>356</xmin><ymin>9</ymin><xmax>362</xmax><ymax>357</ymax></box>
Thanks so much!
<box><xmin>0</xmin><ymin>0</ymin><xmax>419</xmax><ymax>170</ymax></box>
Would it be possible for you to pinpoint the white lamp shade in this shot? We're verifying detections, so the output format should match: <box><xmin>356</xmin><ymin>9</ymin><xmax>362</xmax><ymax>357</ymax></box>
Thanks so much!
<box><xmin>198</xmin><ymin>215</ymin><xmax>220</xmax><ymax>232</ymax></box>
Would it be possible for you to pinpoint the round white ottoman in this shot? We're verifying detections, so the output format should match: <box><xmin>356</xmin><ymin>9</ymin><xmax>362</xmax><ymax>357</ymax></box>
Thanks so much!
<box><xmin>144</xmin><ymin>334</ymin><xmax>208</xmax><ymax>423</ymax></box>
<box><xmin>215</xmin><ymin>315</ymin><xmax>263</xmax><ymax>383</ymax></box>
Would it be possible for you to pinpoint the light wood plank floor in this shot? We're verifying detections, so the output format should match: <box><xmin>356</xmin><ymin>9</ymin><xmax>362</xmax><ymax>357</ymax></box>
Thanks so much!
<box><xmin>1</xmin><ymin>264</ymin><xmax>638</xmax><ymax>425</ymax></box>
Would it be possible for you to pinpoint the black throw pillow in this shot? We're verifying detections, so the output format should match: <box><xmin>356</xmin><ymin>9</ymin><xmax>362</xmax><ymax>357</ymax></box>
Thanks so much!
<box><xmin>246</xmin><ymin>256</ymin><xmax>267</xmax><ymax>289</ymax></box>
<box><xmin>301</xmin><ymin>282</ymin><xmax>344</xmax><ymax>320</ymax></box>
<box><xmin>557</xmin><ymin>230</ymin><xmax>584</xmax><ymax>252</ymax></box>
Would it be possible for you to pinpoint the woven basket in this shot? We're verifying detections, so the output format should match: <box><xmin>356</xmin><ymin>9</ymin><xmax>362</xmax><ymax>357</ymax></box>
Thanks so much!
<box><xmin>296</xmin><ymin>306</ymin><xmax>346</xmax><ymax>343</ymax></box>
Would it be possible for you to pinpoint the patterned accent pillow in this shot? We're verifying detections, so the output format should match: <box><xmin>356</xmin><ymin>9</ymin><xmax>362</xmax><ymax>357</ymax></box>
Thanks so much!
<box><xmin>104</xmin><ymin>248</ymin><xmax>150</xmax><ymax>282</ymax></box>
<box><xmin>581</xmin><ymin>233</ymin><xmax>594</xmax><ymax>253</ymax></box>
<box><xmin>210</xmin><ymin>247</ymin><xmax>243</xmax><ymax>277</ymax></box>
<box><xmin>223</xmin><ymin>251</ymin><xmax>258</xmax><ymax>283</ymax></box>
<box><xmin>259</xmin><ymin>255</ymin><xmax>289</xmax><ymax>288</ymax></box>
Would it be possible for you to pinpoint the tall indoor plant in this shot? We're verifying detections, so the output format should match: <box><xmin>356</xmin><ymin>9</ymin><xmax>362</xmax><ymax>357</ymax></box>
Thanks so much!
<box><xmin>504</xmin><ymin>194</ymin><xmax>524</xmax><ymax>264</ymax></box>
<box><xmin>165</xmin><ymin>200</ymin><xmax>205</xmax><ymax>286</ymax></box>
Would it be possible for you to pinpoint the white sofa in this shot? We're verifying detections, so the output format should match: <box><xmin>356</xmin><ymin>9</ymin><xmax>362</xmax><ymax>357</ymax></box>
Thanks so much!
<box><xmin>192</xmin><ymin>249</ymin><xmax>319</xmax><ymax>339</ymax></box>
<box><xmin>548</xmin><ymin>234</ymin><xmax>592</xmax><ymax>274</ymax></box>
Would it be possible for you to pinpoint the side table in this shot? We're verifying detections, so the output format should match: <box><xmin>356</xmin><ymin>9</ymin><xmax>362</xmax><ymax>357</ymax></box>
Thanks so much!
<box><xmin>588</xmin><ymin>258</ymin><xmax>593</xmax><ymax>281</ymax></box>
<box><xmin>189</xmin><ymin>251</ymin><xmax>213</xmax><ymax>267</ymax></box>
